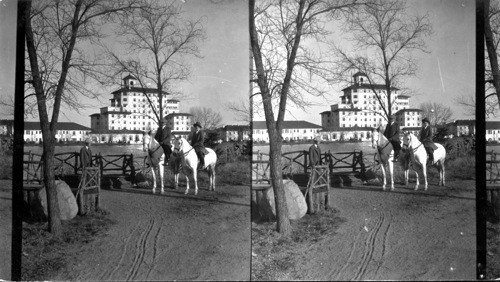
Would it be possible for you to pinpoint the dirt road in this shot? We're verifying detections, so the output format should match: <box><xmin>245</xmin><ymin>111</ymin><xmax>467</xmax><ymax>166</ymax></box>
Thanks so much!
<box><xmin>290</xmin><ymin>180</ymin><xmax>476</xmax><ymax>280</ymax></box>
<box><xmin>0</xmin><ymin>181</ymin><xmax>12</xmax><ymax>280</ymax></box>
<box><xmin>51</xmin><ymin>184</ymin><xmax>251</xmax><ymax>281</ymax></box>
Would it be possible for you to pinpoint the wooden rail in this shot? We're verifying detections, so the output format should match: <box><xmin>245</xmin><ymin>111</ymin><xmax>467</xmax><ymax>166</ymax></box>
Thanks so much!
<box><xmin>23</xmin><ymin>151</ymin><xmax>136</xmax><ymax>180</ymax></box>
<box><xmin>252</xmin><ymin>149</ymin><xmax>366</xmax><ymax>177</ymax></box>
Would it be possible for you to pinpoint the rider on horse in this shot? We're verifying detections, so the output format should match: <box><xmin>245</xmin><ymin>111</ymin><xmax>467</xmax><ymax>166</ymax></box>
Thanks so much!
<box><xmin>154</xmin><ymin>118</ymin><xmax>173</xmax><ymax>164</ymax></box>
<box><xmin>384</xmin><ymin>115</ymin><xmax>401</xmax><ymax>162</ymax></box>
<box><xmin>190</xmin><ymin>122</ymin><xmax>208</xmax><ymax>169</ymax></box>
<box><xmin>419</xmin><ymin>117</ymin><xmax>438</xmax><ymax>164</ymax></box>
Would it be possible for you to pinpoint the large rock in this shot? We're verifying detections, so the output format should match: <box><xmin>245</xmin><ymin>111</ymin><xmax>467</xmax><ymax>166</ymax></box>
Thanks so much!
<box><xmin>256</xmin><ymin>179</ymin><xmax>307</xmax><ymax>221</ymax></box>
<box><xmin>39</xmin><ymin>180</ymin><xmax>78</xmax><ymax>220</ymax></box>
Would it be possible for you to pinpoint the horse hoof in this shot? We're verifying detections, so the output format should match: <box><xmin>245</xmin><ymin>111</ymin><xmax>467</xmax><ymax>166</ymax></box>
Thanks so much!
<box><xmin>194</xmin><ymin>191</ymin><xmax>198</xmax><ymax>196</ymax></box>
<box><xmin>391</xmin><ymin>187</ymin><xmax>395</xmax><ymax>191</ymax></box>
<box><xmin>184</xmin><ymin>190</ymin><xmax>189</xmax><ymax>195</ymax></box>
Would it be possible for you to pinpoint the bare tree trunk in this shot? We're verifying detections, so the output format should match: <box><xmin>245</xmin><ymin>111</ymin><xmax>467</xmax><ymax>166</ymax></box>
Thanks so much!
<box><xmin>486</xmin><ymin>0</ymin><xmax>500</xmax><ymax>106</ymax></box>
<box><xmin>249</xmin><ymin>0</ymin><xmax>290</xmax><ymax>236</ymax></box>
<box><xmin>265</xmin><ymin>114</ymin><xmax>289</xmax><ymax>235</ymax></box>
<box><xmin>41</xmin><ymin>134</ymin><xmax>60</xmax><ymax>234</ymax></box>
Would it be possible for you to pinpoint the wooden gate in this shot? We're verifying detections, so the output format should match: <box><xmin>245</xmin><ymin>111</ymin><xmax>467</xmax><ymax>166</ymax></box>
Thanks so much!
<box><xmin>305</xmin><ymin>165</ymin><xmax>330</xmax><ymax>214</ymax></box>
<box><xmin>487</xmin><ymin>151</ymin><xmax>500</xmax><ymax>220</ymax></box>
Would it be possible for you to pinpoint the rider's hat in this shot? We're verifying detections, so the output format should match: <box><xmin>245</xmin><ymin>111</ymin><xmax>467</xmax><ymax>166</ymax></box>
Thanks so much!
<box><xmin>193</xmin><ymin>122</ymin><xmax>202</xmax><ymax>129</ymax></box>
<box><xmin>160</xmin><ymin>118</ymin><xmax>168</xmax><ymax>124</ymax></box>
<box><xmin>422</xmin><ymin>118</ymin><xmax>430</xmax><ymax>124</ymax></box>
<box><xmin>389</xmin><ymin>115</ymin><xmax>396</xmax><ymax>121</ymax></box>
<box><xmin>84</xmin><ymin>137</ymin><xmax>92</xmax><ymax>144</ymax></box>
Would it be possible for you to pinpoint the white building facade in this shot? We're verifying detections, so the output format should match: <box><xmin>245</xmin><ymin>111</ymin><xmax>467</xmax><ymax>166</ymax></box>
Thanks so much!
<box><xmin>252</xmin><ymin>121</ymin><xmax>322</xmax><ymax>142</ymax></box>
<box><xmin>166</xmin><ymin>113</ymin><xmax>192</xmax><ymax>139</ymax></box>
<box><xmin>90</xmin><ymin>75</ymin><xmax>180</xmax><ymax>133</ymax></box>
<box><xmin>395</xmin><ymin>108</ymin><xmax>422</xmax><ymax>135</ymax></box>
<box><xmin>487</xmin><ymin>121</ymin><xmax>500</xmax><ymax>141</ymax></box>
<box><xmin>24</xmin><ymin>122</ymin><xmax>91</xmax><ymax>143</ymax></box>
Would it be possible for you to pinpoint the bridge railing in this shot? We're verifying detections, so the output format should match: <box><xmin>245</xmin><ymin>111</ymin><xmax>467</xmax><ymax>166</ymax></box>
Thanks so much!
<box><xmin>23</xmin><ymin>151</ymin><xmax>136</xmax><ymax>179</ymax></box>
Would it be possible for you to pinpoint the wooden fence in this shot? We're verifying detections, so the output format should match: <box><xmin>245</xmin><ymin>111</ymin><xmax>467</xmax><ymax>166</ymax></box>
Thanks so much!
<box><xmin>23</xmin><ymin>151</ymin><xmax>136</xmax><ymax>181</ymax></box>
<box><xmin>252</xmin><ymin>149</ymin><xmax>366</xmax><ymax>177</ymax></box>
<box><xmin>487</xmin><ymin>151</ymin><xmax>500</xmax><ymax>220</ymax></box>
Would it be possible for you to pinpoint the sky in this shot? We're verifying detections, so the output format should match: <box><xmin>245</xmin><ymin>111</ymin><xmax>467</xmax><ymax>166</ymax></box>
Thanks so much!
<box><xmin>251</xmin><ymin>0</ymin><xmax>476</xmax><ymax>125</ymax></box>
<box><xmin>0</xmin><ymin>0</ymin><xmax>249</xmax><ymax>127</ymax></box>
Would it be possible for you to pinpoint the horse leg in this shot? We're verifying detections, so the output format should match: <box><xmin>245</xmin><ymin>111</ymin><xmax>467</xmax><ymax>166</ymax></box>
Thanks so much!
<box><xmin>423</xmin><ymin>164</ymin><xmax>428</xmax><ymax>191</ymax></box>
<box><xmin>442</xmin><ymin>160</ymin><xmax>446</xmax><ymax>186</ymax></box>
<box><xmin>174</xmin><ymin>173</ymin><xmax>179</xmax><ymax>189</ymax></box>
<box><xmin>193</xmin><ymin>169</ymin><xmax>199</xmax><ymax>195</ymax></box>
<box><xmin>159</xmin><ymin>163</ymin><xmax>165</xmax><ymax>194</ymax></box>
<box><xmin>389</xmin><ymin>159</ymin><xmax>394</xmax><ymax>190</ymax></box>
<box><xmin>207</xmin><ymin>165</ymin><xmax>215</xmax><ymax>191</ymax></box>
<box><xmin>184</xmin><ymin>172</ymin><xmax>190</xmax><ymax>195</ymax></box>
<box><xmin>404</xmin><ymin>165</ymin><xmax>409</xmax><ymax>187</ymax></box>
<box><xmin>380</xmin><ymin>162</ymin><xmax>387</xmax><ymax>190</ymax></box>
<box><xmin>414</xmin><ymin>166</ymin><xmax>420</xmax><ymax>191</ymax></box>
<box><xmin>211</xmin><ymin>165</ymin><xmax>216</xmax><ymax>191</ymax></box>
<box><xmin>151</xmin><ymin>167</ymin><xmax>157</xmax><ymax>194</ymax></box>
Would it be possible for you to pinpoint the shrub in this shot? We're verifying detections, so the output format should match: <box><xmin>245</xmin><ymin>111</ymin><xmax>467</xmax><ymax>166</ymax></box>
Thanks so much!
<box><xmin>444</xmin><ymin>136</ymin><xmax>475</xmax><ymax>159</ymax></box>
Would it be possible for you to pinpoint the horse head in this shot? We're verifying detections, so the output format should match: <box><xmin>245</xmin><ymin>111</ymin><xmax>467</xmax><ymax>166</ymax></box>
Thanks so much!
<box><xmin>371</xmin><ymin>127</ymin><xmax>379</xmax><ymax>149</ymax></box>
<box><xmin>402</xmin><ymin>131</ymin><xmax>413</xmax><ymax>150</ymax></box>
<box><xmin>142</xmin><ymin>131</ymin><xmax>151</xmax><ymax>152</ymax></box>
<box><xmin>172</xmin><ymin>136</ymin><xmax>185</xmax><ymax>153</ymax></box>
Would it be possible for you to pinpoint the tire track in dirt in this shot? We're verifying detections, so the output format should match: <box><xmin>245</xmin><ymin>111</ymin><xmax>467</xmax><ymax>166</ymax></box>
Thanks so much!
<box><xmin>100</xmin><ymin>224</ymin><xmax>140</xmax><ymax>280</ymax></box>
<box><xmin>332</xmin><ymin>212</ymin><xmax>391</xmax><ymax>280</ymax></box>
<box><xmin>127</xmin><ymin>217</ymin><xmax>155</xmax><ymax>280</ymax></box>
<box><xmin>353</xmin><ymin>214</ymin><xmax>384</xmax><ymax>280</ymax></box>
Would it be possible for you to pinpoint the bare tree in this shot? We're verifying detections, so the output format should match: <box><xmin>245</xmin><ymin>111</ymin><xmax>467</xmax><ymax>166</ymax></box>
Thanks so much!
<box><xmin>419</xmin><ymin>102</ymin><xmax>453</xmax><ymax>126</ymax></box>
<box><xmin>108</xmin><ymin>0</ymin><xmax>205</xmax><ymax>127</ymax></box>
<box><xmin>486</xmin><ymin>0</ymin><xmax>500</xmax><ymax>113</ymax></box>
<box><xmin>189</xmin><ymin>106</ymin><xmax>223</xmax><ymax>130</ymax></box>
<box><xmin>224</xmin><ymin>99</ymin><xmax>251</xmax><ymax>124</ymax></box>
<box><xmin>333</xmin><ymin>0</ymin><xmax>432</xmax><ymax>121</ymax></box>
<box><xmin>455</xmin><ymin>94</ymin><xmax>476</xmax><ymax>118</ymax></box>
<box><xmin>24</xmin><ymin>0</ymin><xmax>139</xmax><ymax>236</ymax></box>
<box><xmin>250</xmin><ymin>0</ymin><xmax>365</xmax><ymax>236</ymax></box>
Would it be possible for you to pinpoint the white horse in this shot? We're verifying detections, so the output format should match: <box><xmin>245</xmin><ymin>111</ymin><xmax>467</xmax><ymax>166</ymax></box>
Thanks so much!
<box><xmin>371</xmin><ymin>127</ymin><xmax>397</xmax><ymax>190</ymax></box>
<box><xmin>172</xmin><ymin>137</ymin><xmax>217</xmax><ymax>195</ymax></box>
<box><xmin>142</xmin><ymin>131</ymin><xmax>166</xmax><ymax>194</ymax></box>
<box><xmin>402</xmin><ymin>132</ymin><xmax>446</xmax><ymax>190</ymax></box>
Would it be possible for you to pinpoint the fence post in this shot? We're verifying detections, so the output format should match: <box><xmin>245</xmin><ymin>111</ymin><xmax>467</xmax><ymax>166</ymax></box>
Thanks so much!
<box><xmin>129</xmin><ymin>154</ymin><xmax>136</xmax><ymax>181</ymax></box>
<box><xmin>304</xmin><ymin>151</ymin><xmax>308</xmax><ymax>174</ymax></box>
<box><xmin>122</xmin><ymin>155</ymin><xmax>126</xmax><ymax>175</ymax></box>
<box><xmin>74</xmin><ymin>151</ymin><xmax>79</xmax><ymax>175</ymax></box>
<box><xmin>359</xmin><ymin>151</ymin><xmax>366</xmax><ymax>178</ymax></box>
<box><xmin>98</xmin><ymin>153</ymin><xmax>103</xmax><ymax>176</ymax></box>
<box><xmin>308</xmin><ymin>168</ymin><xmax>315</xmax><ymax>214</ymax></box>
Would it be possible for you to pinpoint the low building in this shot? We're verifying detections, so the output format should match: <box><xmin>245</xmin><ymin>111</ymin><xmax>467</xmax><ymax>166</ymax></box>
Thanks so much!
<box><xmin>447</xmin><ymin>120</ymin><xmax>476</xmax><ymax>137</ymax></box>
<box><xmin>88</xmin><ymin>129</ymin><xmax>144</xmax><ymax>144</ymax></box>
<box><xmin>252</xmin><ymin>120</ymin><xmax>322</xmax><ymax>142</ymax></box>
<box><xmin>221</xmin><ymin>125</ymin><xmax>250</xmax><ymax>141</ymax></box>
<box><xmin>487</xmin><ymin>121</ymin><xmax>500</xmax><ymax>141</ymax></box>
<box><xmin>23</xmin><ymin>121</ymin><xmax>91</xmax><ymax>143</ymax></box>
<box><xmin>320</xmin><ymin>126</ymin><xmax>373</xmax><ymax>141</ymax></box>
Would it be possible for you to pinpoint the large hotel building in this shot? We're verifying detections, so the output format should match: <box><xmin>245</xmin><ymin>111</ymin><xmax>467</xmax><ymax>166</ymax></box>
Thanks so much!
<box><xmin>320</xmin><ymin>72</ymin><xmax>422</xmax><ymax>141</ymax></box>
<box><xmin>89</xmin><ymin>75</ymin><xmax>192</xmax><ymax>143</ymax></box>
